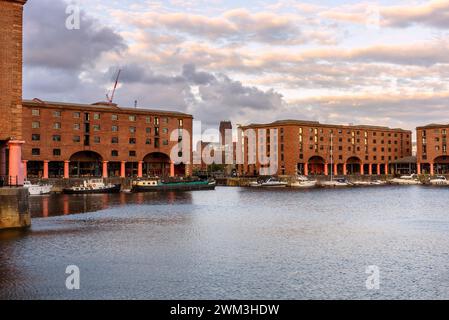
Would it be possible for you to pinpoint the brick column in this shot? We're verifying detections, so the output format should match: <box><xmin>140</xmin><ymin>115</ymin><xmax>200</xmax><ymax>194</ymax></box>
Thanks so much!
<box><xmin>8</xmin><ymin>140</ymin><xmax>25</xmax><ymax>185</ymax></box>
<box><xmin>360</xmin><ymin>163</ymin><xmax>364</xmax><ymax>175</ymax></box>
<box><xmin>102</xmin><ymin>161</ymin><xmax>108</xmax><ymax>178</ymax></box>
<box><xmin>333</xmin><ymin>163</ymin><xmax>338</xmax><ymax>176</ymax></box>
<box><xmin>417</xmin><ymin>163</ymin><xmax>421</xmax><ymax>175</ymax></box>
<box><xmin>343</xmin><ymin>163</ymin><xmax>347</xmax><ymax>175</ymax></box>
<box><xmin>430</xmin><ymin>163</ymin><xmax>434</xmax><ymax>176</ymax></box>
<box><xmin>368</xmin><ymin>164</ymin><xmax>372</xmax><ymax>175</ymax></box>
<box><xmin>304</xmin><ymin>163</ymin><xmax>309</xmax><ymax>176</ymax></box>
<box><xmin>138</xmin><ymin>161</ymin><xmax>143</xmax><ymax>178</ymax></box>
<box><xmin>43</xmin><ymin>160</ymin><xmax>49</xmax><ymax>179</ymax></box>
<box><xmin>324</xmin><ymin>163</ymin><xmax>329</xmax><ymax>176</ymax></box>
<box><xmin>384</xmin><ymin>163</ymin><xmax>388</xmax><ymax>175</ymax></box>
<box><xmin>64</xmin><ymin>161</ymin><xmax>70</xmax><ymax>179</ymax></box>
<box><xmin>22</xmin><ymin>160</ymin><xmax>27</xmax><ymax>179</ymax></box>
<box><xmin>120</xmin><ymin>161</ymin><xmax>126</xmax><ymax>178</ymax></box>
<box><xmin>170</xmin><ymin>161</ymin><xmax>175</xmax><ymax>177</ymax></box>
<box><xmin>377</xmin><ymin>163</ymin><xmax>381</xmax><ymax>175</ymax></box>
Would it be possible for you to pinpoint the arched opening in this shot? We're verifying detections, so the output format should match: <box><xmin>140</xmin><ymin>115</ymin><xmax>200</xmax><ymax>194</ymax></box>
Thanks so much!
<box><xmin>434</xmin><ymin>156</ymin><xmax>449</xmax><ymax>174</ymax></box>
<box><xmin>308</xmin><ymin>156</ymin><xmax>325</xmax><ymax>175</ymax></box>
<box><xmin>143</xmin><ymin>152</ymin><xmax>171</xmax><ymax>177</ymax></box>
<box><xmin>69</xmin><ymin>151</ymin><xmax>103</xmax><ymax>177</ymax></box>
<box><xmin>27</xmin><ymin>161</ymin><xmax>44</xmax><ymax>178</ymax></box>
<box><xmin>346</xmin><ymin>157</ymin><xmax>361</xmax><ymax>175</ymax></box>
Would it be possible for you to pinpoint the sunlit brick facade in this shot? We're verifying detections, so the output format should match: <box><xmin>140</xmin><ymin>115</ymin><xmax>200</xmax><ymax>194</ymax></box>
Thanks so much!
<box><xmin>416</xmin><ymin>124</ymin><xmax>449</xmax><ymax>175</ymax></box>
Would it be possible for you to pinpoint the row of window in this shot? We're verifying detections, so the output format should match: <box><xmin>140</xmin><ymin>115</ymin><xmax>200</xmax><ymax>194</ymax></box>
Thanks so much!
<box><xmin>31</xmin><ymin>148</ymin><xmax>139</xmax><ymax>158</ymax></box>
<box><xmin>31</xmin><ymin>109</ymin><xmax>184</xmax><ymax>126</ymax></box>
<box><xmin>422</xmin><ymin>129</ymin><xmax>448</xmax><ymax>136</ymax></box>
<box><xmin>279</xmin><ymin>127</ymin><xmax>409</xmax><ymax>139</ymax></box>
<box><xmin>31</xmin><ymin>134</ymin><xmax>170</xmax><ymax>145</ymax></box>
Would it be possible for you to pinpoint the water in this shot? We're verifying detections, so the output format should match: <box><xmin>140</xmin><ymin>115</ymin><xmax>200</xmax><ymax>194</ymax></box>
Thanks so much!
<box><xmin>1</xmin><ymin>186</ymin><xmax>449</xmax><ymax>300</ymax></box>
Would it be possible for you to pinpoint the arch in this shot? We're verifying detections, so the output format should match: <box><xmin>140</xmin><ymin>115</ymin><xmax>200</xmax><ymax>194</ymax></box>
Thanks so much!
<box><xmin>345</xmin><ymin>156</ymin><xmax>361</xmax><ymax>175</ymax></box>
<box><xmin>143</xmin><ymin>152</ymin><xmax>171</xmax><ymax>177</ymax></box>
<box><xmin>433</xmin><ymin>156</ymin><xmax>449</xmax><ymax>174</ymax></box>
<box><xmin>69</xmin><ymin>151</ymin><xmax>103</xmax><ymax>177</ymax></box>
<box><xmin>346</xmin><ymin>156</ymin><xmax>361</xmax><ymax>164</ymax></box>
<box><xmin>308</xmin><ymin>156</ymin><xmax>326</xmax><ymax>175</ymax></box>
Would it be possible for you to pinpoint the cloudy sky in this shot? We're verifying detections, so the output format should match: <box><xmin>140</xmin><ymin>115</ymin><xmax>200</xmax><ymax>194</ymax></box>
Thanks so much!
<box><xmin>23</xmin><ymin>0</ymin><xmax>449</xmax><ymax>130</ymax></box>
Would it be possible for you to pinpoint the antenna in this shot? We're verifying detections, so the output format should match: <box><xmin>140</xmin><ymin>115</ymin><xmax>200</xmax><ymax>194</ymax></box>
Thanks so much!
<box><xmin>106</xmin><ymin>69</ymin><xmax>121</xmax><ymax>103</ymax></box>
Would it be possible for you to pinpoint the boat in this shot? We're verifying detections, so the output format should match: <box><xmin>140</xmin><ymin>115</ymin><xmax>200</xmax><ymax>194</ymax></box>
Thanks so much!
<box><xmin>250</xmin><ymin>177</ymin><xmax>288</xmax><ymax>188</ymax></box>
<box><xmin>63</xmin><ymin>179</ymin><xmax>121</xmax><ymax>194</ymax></box>
<box><xmin>132</xmin><ymin>178</ymin><xmax>216</xmax><ymax>192</ymax></box>
<box><xmin>389</xmin><ymin>174</ymin><xmax>421</xmax><ymax>185</ymax></box>
<box><xmin>429</xmin><ymin>176</ymin><xmax>449</xmax><ymax>185</ymax></box>
<box><xmin>290</xmin><ymin>175</ymin><xmax>317</xmax><ymax>188</ymax></box>
<box><xmin>320</xmin><ymin>178</ymin><xmax>353</xmax><ymax>188</ymax></box>
<box><xmin>23</xmin><ymin>180</ymin><xmax>52</xmax><ymax>195</ymax></box>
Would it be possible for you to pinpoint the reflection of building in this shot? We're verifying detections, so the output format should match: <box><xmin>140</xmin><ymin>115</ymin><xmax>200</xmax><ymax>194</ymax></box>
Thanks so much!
<box><xmin>22</xmin><ymin>100</ymin><xmax>193</xmax><ymax>178</ymax></box>
<box><xmin>416</xmin><ymin>124</ymin><xmax>449</xmax><ymax>175</ymax></box>
<box><xmin>238</xmin><ymin>120</ymin><xmax>412</xmax><ymax>176</ymax></box>
<box><xmin>0</xmin><ymin>0</ymin><xmax>27</xmax><ymax>185</ymax></box>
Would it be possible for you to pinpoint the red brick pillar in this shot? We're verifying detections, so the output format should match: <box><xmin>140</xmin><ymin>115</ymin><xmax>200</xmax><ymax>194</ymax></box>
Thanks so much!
<box><xmin>384</xmin><ymin>163</ymin><xmax>388</xmax><ymax>175</ymax></box>
<box><xmin>22</xmin><ymin>160</ymin><xmax>27</xmax><ymax>179</ymax></box>
<box><xmin>304</xmin><ymin>163</ymin><xmax>309</xmax><ymax>176</ymax></box>
<box><xmin>170</xmin><ymin>161</ymin><xmax>175</xmax><ymax>177</ymax></box>
<box><xmin>7</xmin><ymin>140</ymin><xmax>24</xmax><ymax>185</ymax></box>
<box><xmin>360</xmin><ymin>163</ymin><xmax>364</xmax><ymax>175</ymax></box>
<box><xmin>324</xmin><ymin>163</ymin><xmax>329</xmax><ymax>176</ymax></box>
<box><xmin>368</xmin><ymin>164</ymin><xmax>372</xmax><ymax>175</ymax></box>
<box><xmin>333</xmin><ymin>163</ymin><xmax>338</xmax><ymax>175</ymax></box>
<box><xmin>377</xmin><ymin>163</ymin><xmax>381</xmax><ymax>175</ymax></box>
<box><xmin>43</xmin><ymin>160</ymin><xmax>49</xmax><ymax>179</ymax></box>
<box><xmin>343</xmin><ymin>163</ymin><xmax>347</xmax><ymax>175</ymax></box>
<box><xmin>102</xmin><ymin>161</ymin><xmax>108</xmax><ymax>178</ymax></box>
<box><xmin>417</xmin><ymin>163</ymin><xmax>421</xmax><ymax>175</ymax></box>
<box><xmin>64</xmin><ymin>161</ymin><xmax>70</xmax><ymax>179</ymax></box>
<box><xmin>120</xmin><ymin>161</ymin><xmax>126</xmax><ymax>178</ymax></box>
<box><xmin>430</xmin><ymin>163</ymin><xmax>434</xmax><ymax>176</ymax></box>
<box><xmin>138</xmin><ymin>161</ymin><xmax>143</xmax><ymax>178</ymax></box>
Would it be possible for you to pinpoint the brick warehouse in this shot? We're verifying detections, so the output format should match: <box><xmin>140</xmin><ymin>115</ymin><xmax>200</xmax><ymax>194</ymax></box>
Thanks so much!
<box><xmin>237</xmin><ymin>120</ymin><xmax>412</xmax><ymax>176</ymax></box>
<box><xmin>0</xmin><ymin>0</ymin><xmax>27</xmax><ymax>185</ymax></box>
<box><xmin>416</xmin><ymin>124</ymin><xmax>449</xmax><ymax>175</ymax></box>
<box><xmin>21</xmin><ymin>100</ymin><xmax>193</xmax><ymax>179</ymax></box>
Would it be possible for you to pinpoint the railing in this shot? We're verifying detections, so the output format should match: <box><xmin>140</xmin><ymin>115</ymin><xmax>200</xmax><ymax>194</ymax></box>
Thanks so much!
<box><xmin>0</xmin><ymin>175</ymin><xmax>20</xmax><ymax>187</ymax></box>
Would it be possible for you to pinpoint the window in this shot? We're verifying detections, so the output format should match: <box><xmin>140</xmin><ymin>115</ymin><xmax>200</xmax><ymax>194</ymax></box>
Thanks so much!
<box><xmin>93</xmin><ymin>124</ymin><xmax>100</xmax><ymax>131</ymax></box>
<box><xmin>93</xmin><ymin>113</ymin><xmax>100</xmax><ymax>120</ymax></box>
<box><xmin>155</xmin><ymin>127</ymin><xmax>160</xmax><ymax>136</ymax></box>
<box><xmin>32</xmin><ymin>109</ymin><xmax>40</xmax><ymax>116</ymax></box>
<box><xmin>52</xmin><ymin>135</ymin><xmax>61</xmax><ymax>142</ymax></box>
<box><xmin>129</xmin><ymin>151</ymin><xmax>136</xmax><ymax>157</ymax></box>
<box><xmin>112</xmin><ymin>125</ymin><xmax>119</xmax><ymax>132</ymax></box>
<box><xmin>32</xmin><ymin>121</ymin><xmax>40</xmax><ymax>129</ymax></box>
<box><xmin>73</xmin><ymin>136</ymin><xmax>81</xmax><ymax>143</ymax></box>
<box><xmin>146</xmin><ymin>116</ymin><xmax>151</xmax><ymax>123</ymax></box>
<box><xmin>162</xmin><ymin>128</ymin><xmax>168</xmax><ymax>134</ymax></box>
<box><xmin>32</xmin><ymin>148</ymin><xmax>40</xmax><ymax>156</ymax></box>
<box><xmin>178</xmin><ymin>119</ymin><xmax>183</xmax><ymax>127</ymax></box>
<box><xmin>73</xmin><ymin>112</ymin><xmax>80</xmax><ymax>118</ymax></box>
<box><xmin>145</xmin><ymin>138</ymin><xmax>151</xmax><ymax>145</ymax></box>
<box><xmin>129</xmin><ymin>138</ymin><xmax>136</xmax><ymax>144</ymax></box>
<box><xmin>163</xmin><ymin>117</ymin><xmax>169</xmax><ymax>124</ymax></box>
<box><xmin>163</xmin><ymin>139</ymin><xmax>169</xmax><ymax>146</ymax></box>
<box><xmin>154</xmin><ymin>117</ymin><xmax>159</xmax><ymax>126</ymax></box>
<box><xmin>54</xmin><ymin>122</ymin><xmax>61</xmax><ymax>129</ymax></box>
<box><xmin>111</xmin><ymin>137</ymin><xmax>119</xmax><ymax>144</ymax></box>
<box><xmin>146</xmin><ymin>127</ymin><xmax>151</xmax><ymax>134</ymax></box>
<box><xmin>32</xmin><ymin>134</ymin><xmax>40</xmax><ymax>141</ymax></box>
<box><xmin>53</xmin><ymin>149</ymin><xmax>61</xmax><ymax>156</ymax></box>
<box><xmin>74</xmin><ymin>123</ymin><xmax>80</xmax><ymax>130</ymax></box>
<box><xmin>94</xmin><ymin>136</ymin><xmax>100</xmax><ymax>143</ymax></box>
<box><xmin>111</xmin><ymin>150</ymin><xmax>119</xmax><ymax>157</ymax></box>
<box><xmin>112</xmin><ymin>114</ymin><xmax>118</xmax><ymax>121</ymax></box>
<box><xmin>129</xmin><ymin>127</ymin><xmax>136</xmax><ymax>133</ymax></box>
<box><xmin>53</xmin><ymin>111</ymin><xmax>61</xmax><ymax>117</ymax></box>
<box><xmin>84</xmin><ymin>113</ymin><xmax>90</xmax><ymax>121</ymax></box>
<box><xmin>129</xmin><ymin>115</ymin><xmax>137</xmax><ymax>122</ymax></box>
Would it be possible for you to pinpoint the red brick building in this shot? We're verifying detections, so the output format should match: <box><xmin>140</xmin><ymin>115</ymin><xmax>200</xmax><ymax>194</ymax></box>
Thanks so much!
<box><xmin>22</xmin><ymin>99</ymin><xmax>193</xmax><ymax>179</ymax></box>
<box><xmin>238</xmin><ymin>120</ymin><xmax>412</xmax><ymax>176</ymax></box>
<box><xmin>0</xmin><ymin>0</ymin><xmax>27</xmax><ymax>185</ymax></box>
<box><xmin>416</xmin><ymin>124</ymin><xmax>449</xmax><ymax>175</ymax></box>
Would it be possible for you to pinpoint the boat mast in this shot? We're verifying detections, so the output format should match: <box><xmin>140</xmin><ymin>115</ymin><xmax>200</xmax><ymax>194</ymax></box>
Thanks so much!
<box><xmin>330</xmin><ymin>133</ymin><xmax>334</xmax><ymax>181</ymax></box>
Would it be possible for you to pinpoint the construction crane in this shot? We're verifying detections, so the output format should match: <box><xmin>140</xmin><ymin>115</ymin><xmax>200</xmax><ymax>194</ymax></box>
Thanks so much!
<box><xmin>106</xmin><ymin>69</ymin><xmax>121</xmax><ymax>103</ymax></box>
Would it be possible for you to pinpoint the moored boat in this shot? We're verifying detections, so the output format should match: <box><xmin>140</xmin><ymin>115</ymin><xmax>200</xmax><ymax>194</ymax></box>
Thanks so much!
<box><xmin>290</xmin><ymin>175</ymin><xmax>317</xmax><ymax>188</ymax></box>
<box><xmin>428</xmin><ymin>176</ymin><xmax>449</xmax><ymax>185</ymax></box>
<box><xmin>250</xmin><ymin>177</ymin><xmax>288</xmax><ymax>188</ymax></box>
<box><xmin>63</xmin><ymin>179</ymin><xmax>121</xmax><ymax>194</ymax></box>
<box><xmin>23</xmin><ymin>180</ymin><xmax>52</xmax><ymax>195</ymax></box>
<box><xmin>389</xmin><ymin>174</ymin><xmax>421</xmax><ymax>185</ymax></box>
<box><xmin>320</xmin><ymin>178</ymin><xmax>353</xmax><ymax>188</ymax></box>
<box><xmin>132</xmin><ymin>178</ymin><xmax>216</xmax><ymax>192</ymax></box>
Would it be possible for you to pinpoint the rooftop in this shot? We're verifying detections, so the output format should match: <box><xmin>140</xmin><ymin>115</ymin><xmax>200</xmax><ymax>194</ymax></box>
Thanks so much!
<box><xmin>417</xmin><ymin>123</ymin><xmax>449</xmax><ymax>129</ymax></box>
<box><xmin>22</xmin><ymin>99</ymin><xmax>193</xmax><ymax>118</ymax></box>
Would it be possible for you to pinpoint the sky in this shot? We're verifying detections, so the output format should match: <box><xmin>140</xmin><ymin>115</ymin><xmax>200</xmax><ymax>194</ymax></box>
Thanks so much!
<box><xmin>22</xmin><ymin>0</ymin><xmax>449</xmax><ymax>131</ymax></box>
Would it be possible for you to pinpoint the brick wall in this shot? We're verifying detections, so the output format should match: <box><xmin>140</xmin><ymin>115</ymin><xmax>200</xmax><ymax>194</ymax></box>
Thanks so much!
<box><xmin>0</xmin><ymin>0</ymin><xmax>26</xmax><ymax>141</ymax></box>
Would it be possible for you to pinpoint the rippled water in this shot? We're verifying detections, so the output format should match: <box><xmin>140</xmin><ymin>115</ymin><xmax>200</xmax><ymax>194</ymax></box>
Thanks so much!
<box><xmin>1</xmin><ymin>186</ymin><xmax>449</xmax><ymax>300</ymax></box>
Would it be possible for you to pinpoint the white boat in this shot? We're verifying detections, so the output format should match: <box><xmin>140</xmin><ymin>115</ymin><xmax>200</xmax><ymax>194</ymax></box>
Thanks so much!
<box><xmin>429</xmin><ymin>176</ymin><xmax>449</xmax><ymax>185</ymax></box>
<box><xmin>320</xmin><ymin>178</ymin><xmax>352</xmax><ymax>188</ymax></box>
<box><xmin>389</xmin><ymin>174</ymin><xmax>421</xmax><ymax>185</ymax></box>
<box><xmin>250</xmin><ymin>177</ymin><xmax>288</xmax><ymax>188</ymax></box>
<box><xmin>290</xmin><ymin>176</ymin><xmax>317</xmax><ymax>188</ymax></box>
<box><xmin>23</xmin><ymin>180</ymin><xmax>52</xmax><ymax>195</ymax></box>
<box><xmin>352</xmin><ymin>181</ymin><xmax>372</xmax><ymax>186</ymax></box>
<box><xmin>63</xmin><ymin>179</ymin><xmax>121</xmax><ymax>194</ymax></box>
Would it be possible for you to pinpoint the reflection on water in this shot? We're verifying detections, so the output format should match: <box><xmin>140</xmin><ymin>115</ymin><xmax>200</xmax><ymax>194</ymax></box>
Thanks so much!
<box><xmin>2</xmin><ymin>186</ymin><xmax>449</xmax><ymax>299</ymax></box>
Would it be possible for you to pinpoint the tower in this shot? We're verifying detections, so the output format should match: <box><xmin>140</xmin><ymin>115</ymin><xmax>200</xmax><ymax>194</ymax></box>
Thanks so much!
<box><xmin>0</xmin><ymin>0</ymin><xmax>27</xmax><ymax>185</ymax></box>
